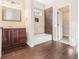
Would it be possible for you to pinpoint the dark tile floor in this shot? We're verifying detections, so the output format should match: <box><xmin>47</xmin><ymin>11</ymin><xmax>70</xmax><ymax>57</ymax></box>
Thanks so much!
<box><xmin>1</xmin><ymin>41</ymin><xmax>78</xmax><ymax>59</ymax></box>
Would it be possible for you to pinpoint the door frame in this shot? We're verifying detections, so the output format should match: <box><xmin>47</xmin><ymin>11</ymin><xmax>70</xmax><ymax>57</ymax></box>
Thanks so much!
<box><xmin>57</xmin><ymin>5</ymin><xmax>70</xmax><ymax>41</ymax></box>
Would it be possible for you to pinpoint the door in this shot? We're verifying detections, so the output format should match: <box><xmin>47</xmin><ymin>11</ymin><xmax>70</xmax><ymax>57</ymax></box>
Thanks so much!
<box><xmin>45</xmin><ymin>7</ymin><xmax>53</xmax><ymax>34</ymax></box>
<box><xmin>57</xmin><ymin>11</ymin><xmax>63</xmax><ymax>40</ymax></box>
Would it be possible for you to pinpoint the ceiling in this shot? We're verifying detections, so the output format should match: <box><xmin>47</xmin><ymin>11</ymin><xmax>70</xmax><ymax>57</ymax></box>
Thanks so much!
<box><xmin>34</xmin><ymin>0</ymin><xmax>54</xmax><ymax>5</ymax></box>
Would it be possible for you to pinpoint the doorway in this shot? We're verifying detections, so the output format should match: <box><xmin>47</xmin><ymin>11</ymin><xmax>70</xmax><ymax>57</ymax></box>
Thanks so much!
<box><xmin>57</xmin><ymin>6</ymin><xmax>70</xmax><ymax>44</ymax></box>
<box><xmin>33</xmin><ymin>1</ymin><xmax>53</xmax><ymax>46</ymax></box>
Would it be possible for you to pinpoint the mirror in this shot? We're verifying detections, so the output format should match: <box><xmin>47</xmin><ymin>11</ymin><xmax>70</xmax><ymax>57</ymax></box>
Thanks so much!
<box><xmin>3</xmin><ymin>7</ymin><xmax>21</xmax><ymax>21</ymax></box>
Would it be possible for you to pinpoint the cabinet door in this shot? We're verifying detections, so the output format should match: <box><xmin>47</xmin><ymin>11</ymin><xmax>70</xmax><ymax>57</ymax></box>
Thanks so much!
<box><xmin>19</xmin><ymin>29</ymin><xmax>26</xmax><ymax>44</ymax></box>
<box><xmin>2</xmin><ymin>28</ymin><xmax>27</xmax><ymax>50</ymax></box>
<box><xmin>16</xmin><ymin>29</ymin><xmax>20</xmax><ymax>45</ymax></box>
<box><xmin>9</xmin><ymin>30</ymin><xmax>13</xmax><ymax>47</ymax></box>
<box><xmin>3</xmin><ymin>29</ymin><xmax>12</xmax><ymax>48</ymax></box>
<box><xmin>13</xmin><ymin>29</ymin><xmax>18</xmax><ymax>45</ymax></box>
<box><xmin>2</xmin><ymin>30</ymin><xmax>8</xmax><ymax>48</ymax></box>
<box><xmin>11</xmin><ymin>30</ymin><xmax>15</xmax><ymax>47</ymax></box>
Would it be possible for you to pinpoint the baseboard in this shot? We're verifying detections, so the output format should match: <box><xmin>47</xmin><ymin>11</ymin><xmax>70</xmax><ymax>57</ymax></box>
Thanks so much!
<box><xmin>27</xmin><ymin>42</ymin><xmax>35</xmax><ymax>47</ymax></box>
<box><xmin>33</xmin><ymin>39</ymin><xmax>52</xmax><ymax>46</ymax></box>
<box><xmin>27</xmin><ymin>35</ymin><xmax>52</xmax><ymax>47</ymax></box>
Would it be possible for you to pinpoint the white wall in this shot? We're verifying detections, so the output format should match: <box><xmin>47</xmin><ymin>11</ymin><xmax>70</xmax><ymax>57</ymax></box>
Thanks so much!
<box><xmin>0</xmin><ymin>28</ymin><xmax>2</xmax><ymax>58</ymax></box>
<box><xmin>52</xmin><ymin>0</ymin><xmax>78</xmax><ymax>46</ymax></box>
<box><xmin>0</xmin><ymin>1</ymin><xmax>2</xmax><ymax>58</ymax></box>
<box><xmin>63</xmin><ymin>11</ymin><xmax>69</xmax><ymax>37</ymax></box>
<box><xmin>0</xmin><ymin>0</ymin><xmax>26</xmax><ymax>28</ymax></box>
<box><xmin>25</xmin><ymin>0</ymin><xmax>35</xmax><ymax>47</ymax></box>
<box><xmin>33</xmin><ymin>0</ymin><xmax>45</xmax><ymax>10</ymax></box>
<box><xmin>0</xmin><ymin>1</ymin><xmax>2</xmax><ymax>57</ymax></box>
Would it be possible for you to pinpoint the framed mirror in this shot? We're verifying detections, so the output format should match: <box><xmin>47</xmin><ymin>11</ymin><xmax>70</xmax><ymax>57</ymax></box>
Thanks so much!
<box><xmin>2</xmin><ymin>7</ymin><xmax>21</xmax><ymax>21</ymax></box>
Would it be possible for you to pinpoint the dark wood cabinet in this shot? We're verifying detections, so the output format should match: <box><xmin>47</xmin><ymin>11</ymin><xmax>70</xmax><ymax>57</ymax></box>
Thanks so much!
<box><xmin>2</xmin><ymin>28</ymin><xmax>27</xmax><ymax>50</ymax></box>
